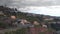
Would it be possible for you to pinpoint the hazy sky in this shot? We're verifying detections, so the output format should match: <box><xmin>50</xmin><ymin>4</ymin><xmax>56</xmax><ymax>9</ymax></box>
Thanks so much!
<box><xmin>0</xmin><ymin>0</ymin><xmax>60</xmax><ymax>7</ymax></box>
<box><xmin>0</xmin><ymin>0</ymin><xmax>60</xmax><ymax>16</ymax></box>
<box><xmin>18</xmin><ymin>6</ymin><xmax>60</xmax><ymax>16</ymax></box>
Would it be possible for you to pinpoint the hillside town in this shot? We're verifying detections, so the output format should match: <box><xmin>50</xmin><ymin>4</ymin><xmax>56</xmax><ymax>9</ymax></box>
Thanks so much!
<box><xmin>0</xmin><ymin>6</ymin><xmax>60</xmax><ymax>34</ymax></box>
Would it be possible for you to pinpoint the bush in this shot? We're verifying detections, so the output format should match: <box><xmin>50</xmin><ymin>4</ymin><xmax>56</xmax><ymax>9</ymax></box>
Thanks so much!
<box><xmin>0</xmin><ymin>21</ymin><xmax>9</xmax><ymax>28</ymax></box>
<box><xmin>4</xmin><ymin>28</ymin><xmax>27</xmax><ymax>34</ymax></box>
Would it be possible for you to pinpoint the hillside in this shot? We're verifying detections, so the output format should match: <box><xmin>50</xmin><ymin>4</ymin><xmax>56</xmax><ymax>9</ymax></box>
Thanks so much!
<box><xmin>0</xmin><ymin>6</ymin><xmax>60</xmax><ymax>22</ymax></box>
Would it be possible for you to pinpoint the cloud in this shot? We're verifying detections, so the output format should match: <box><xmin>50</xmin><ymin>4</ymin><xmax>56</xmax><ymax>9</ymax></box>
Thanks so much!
<box><xmin>18</xmin><ymin>6</ymin><xmax>60</xmax><ymax>16</ymax></box>
<box><xmin>0</xmin><ymin>0</ymin><xmax>60</xmax><ymax>16</ymax></box>
<box><xmin>0</xmin><ymin>0</ymin><xmax>60</xmax><ymax>8</ymax></box>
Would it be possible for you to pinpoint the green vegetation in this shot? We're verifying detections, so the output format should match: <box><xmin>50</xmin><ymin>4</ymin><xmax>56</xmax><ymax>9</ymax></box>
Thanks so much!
<box><xmin>0</xmin><ymin>21</ymin><xmax>9</xmax><ymax>28</ymax></box>
<box><xmin>4</xmin><ymin>28</ymin><xmax>54</xmax><ymax>34</ymax></box>
<box><xmin>4</xmin><ymin>28</ymin><xmax>27</xmax><ymax>34</ymax></box>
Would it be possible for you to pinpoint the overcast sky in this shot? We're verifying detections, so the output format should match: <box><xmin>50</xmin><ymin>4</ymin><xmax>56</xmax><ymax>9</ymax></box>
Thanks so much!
<box><xmin>0</xmin><ymin>0</ymin><xmax>60</xmax><ymax>16</ymax></box>
<box><xmin>0</xmin><ymin>0</ymin><xmax>60</xmax><ymax>7</ymax></box>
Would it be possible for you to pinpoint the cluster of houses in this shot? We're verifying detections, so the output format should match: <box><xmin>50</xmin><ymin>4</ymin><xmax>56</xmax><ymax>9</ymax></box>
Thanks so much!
<box><xmin>10</xmin><ymin>15</ymin><xmax>49</xmax><ymax>29</ymax></box>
